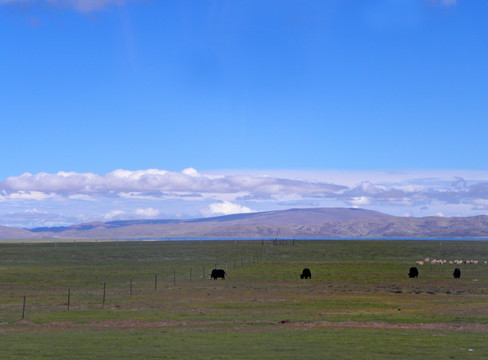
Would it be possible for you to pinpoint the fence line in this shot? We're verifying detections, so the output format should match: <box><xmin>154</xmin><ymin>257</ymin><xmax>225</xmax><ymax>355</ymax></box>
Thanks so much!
<box><xmin>9</xmin><ymin>251</ymin><xmax>264</xmax><ymax>319</ymax></box>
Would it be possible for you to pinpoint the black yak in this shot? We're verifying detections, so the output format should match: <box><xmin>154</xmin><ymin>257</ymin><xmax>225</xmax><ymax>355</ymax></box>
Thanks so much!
<box><xmin>453</xmin><ymin>268</ymin><xmax>461</xmax><ymax>279</ymax></box>
<box><xmin>210</xmin><ymin>269</ymin><xmax>226</xmax><ymax>280</ymax></box>
<box><xmin>300</xmin><ymin>268</ymin><xmax>311</xmax><ymax>279</ymax></box>
<box><xmin>408</xmin><ymin>267</ymin><xmax>419</xmax><ymax>278</ymax></box>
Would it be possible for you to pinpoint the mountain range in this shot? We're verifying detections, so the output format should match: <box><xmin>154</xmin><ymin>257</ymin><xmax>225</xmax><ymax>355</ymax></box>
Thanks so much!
<box><xmin>1</xmin><ymin>207</ymin><xmax>488</xmax><ymax>240</ymax></box>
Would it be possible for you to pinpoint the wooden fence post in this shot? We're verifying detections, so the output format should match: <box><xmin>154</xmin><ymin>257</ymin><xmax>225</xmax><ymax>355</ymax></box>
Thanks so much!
<box><xmin>103</xmin><ymin>282</ymin><xmax>106</xmax><ymax>304</ymax></box>
<box><xmin>154</xmin><ymin>274</ymin><xmax>158</xmax><ymax>291</ymax></box>
<box><xmin>22</xmin><ymin>296</ymin><xmax>26</xmax><ymax>319</ymax></box>
<box><xmin>67</xmin><ymin>288</ymin><xmax>71</xmax><ymax>311</ymax></box>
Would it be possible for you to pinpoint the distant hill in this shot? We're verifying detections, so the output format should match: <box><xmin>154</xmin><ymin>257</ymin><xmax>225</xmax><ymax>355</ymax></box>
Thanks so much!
<box><xmin>0</xmin><ymin>226</ymin><xmax>38</xmax><ymax>239</ymax></box>
<box><xmin>1</xmin><ymin>207</ymin><xmax>488</xmax><ymax>240</ymax></box>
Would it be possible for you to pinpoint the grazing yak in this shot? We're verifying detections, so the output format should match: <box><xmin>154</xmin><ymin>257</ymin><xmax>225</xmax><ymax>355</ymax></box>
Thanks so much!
<box><xmin>408</xmin><ymin>267</ymin><xmax>419</xmax><ymax>278</ymax></box>
<box><xmin>210</xmin><ymin>269</ymin><xmax>226</xmax><ymax>280</ymax></box>
<box><xmin>300</xmin><ymin>268</ymin><xmax>312</xmax><ymax>279</ymax></box>
<box><xmin>453</xmin><ymin>268</ymin><xmax>461</xmax><ymax>279</ymax></box>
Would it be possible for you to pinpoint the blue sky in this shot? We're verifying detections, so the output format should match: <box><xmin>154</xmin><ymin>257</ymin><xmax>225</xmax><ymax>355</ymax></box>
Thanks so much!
<box><xmin>1</xmin><ymin>0</ymin><xmax>487</xmax><ymax>227</ymax></box>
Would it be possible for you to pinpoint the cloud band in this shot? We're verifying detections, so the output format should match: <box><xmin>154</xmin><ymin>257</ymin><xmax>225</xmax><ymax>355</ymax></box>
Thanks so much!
<box><xmin>1</xmin><ymin>168</ymin><xmax>487</xmax><ymax>228</ymax></box>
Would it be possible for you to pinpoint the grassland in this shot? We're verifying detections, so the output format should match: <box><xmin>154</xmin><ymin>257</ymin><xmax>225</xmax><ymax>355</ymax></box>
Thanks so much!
<box><xmin>1</xmin><ymin>240</ymin><xmax>488</xmax><ymax>359</ymax></box>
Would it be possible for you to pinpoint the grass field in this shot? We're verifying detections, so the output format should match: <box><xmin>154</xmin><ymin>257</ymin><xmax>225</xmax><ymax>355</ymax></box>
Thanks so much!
<box><xmin>1</xmin><ymin>239</ymin><xmax>488</xmax><ymax>359</ymax></box>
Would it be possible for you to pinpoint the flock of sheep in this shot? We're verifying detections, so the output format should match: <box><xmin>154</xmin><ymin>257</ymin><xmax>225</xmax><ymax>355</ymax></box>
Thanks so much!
<box><xmin>415</xmin><ymin>258</ymin><xmax>486</xmax><ymax>266</ymax></box>
<box><xmin>410</xmin><ymin>257</ymin><xmax>486</xmax><ymax>279</ymax></box>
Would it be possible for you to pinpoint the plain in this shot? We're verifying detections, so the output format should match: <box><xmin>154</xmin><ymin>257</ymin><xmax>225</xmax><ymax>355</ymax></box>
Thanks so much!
<box><xmin>0</xmin><ymin>240</ymin><xmax>487</xmax><ymax>359</ymax></box>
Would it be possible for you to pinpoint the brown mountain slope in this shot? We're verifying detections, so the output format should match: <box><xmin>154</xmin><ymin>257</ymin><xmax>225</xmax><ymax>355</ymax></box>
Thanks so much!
<box><xmin>0</xmin><ymin>226</ymin><xmax>42</xmax><ymax>240</ymax></box>
<box><xmin>1</xmin><ymin>208</ymin><xmax>488</xmax><ymax>240</ymax></box>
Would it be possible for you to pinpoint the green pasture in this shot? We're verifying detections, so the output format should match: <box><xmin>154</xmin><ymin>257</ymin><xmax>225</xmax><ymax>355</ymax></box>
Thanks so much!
<box><xmin>1</xmin><ymin>240</ymin><xmax>488</xmax><ymax>359</ymax></box>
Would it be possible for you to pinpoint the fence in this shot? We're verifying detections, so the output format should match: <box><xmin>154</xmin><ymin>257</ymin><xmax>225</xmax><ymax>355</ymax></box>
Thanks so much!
<box><xmin>7</xmin><ymin>250</ymin><xmax>265</xmax><ymax>320</ymax></box>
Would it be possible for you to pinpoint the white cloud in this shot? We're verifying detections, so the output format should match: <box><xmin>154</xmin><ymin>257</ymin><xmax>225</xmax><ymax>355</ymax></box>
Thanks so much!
<box><xmin>201</xmin><ymin>201</ymin><xmax>254</xmax><ymax>217</ymax></box>
<box><xmin>0</xmin><ymin>169</ymin><xmax>344</xmax><ymax>198</ymax></box>
<box><xmin>348</xmin><ymin>196</ymin><xmax>371</xmax><ymax>207</ymax></box>
<box><xmin>182</xmin><ymin>167</ymin><xmax>199</xmax><ymax>177</ymax></box>
<box><xmin>68</xmin><ymin>194</ymin><xmax>96</xmax><ymax>201</ymax></box>
<box><xmin>8</xmin><ymin>191</ymin><xmax>57</xmax><ymax>201</ymax></box>
<box><xmin>2</xmin><ymin>168</ymin><xmax>488</xmax><ymax>227</ymax></box>
<box><xmin>135</xmin><ymin>207</ymin><xmax>160</xmax><ymax>218</ymax></box>
<box><xmin>0</xmin><ymin>209</ymin><xmax>80</xmax><ymax>228</ymax></box>
<box><xmin>2</xmin><ymin>169</ymin><xmax>488</xmax><ymax>211</ymax></box>
<box><xmin>104</xmin><ymin>210</ymin><xmax>125</xmax><ymax>220</ymax></box>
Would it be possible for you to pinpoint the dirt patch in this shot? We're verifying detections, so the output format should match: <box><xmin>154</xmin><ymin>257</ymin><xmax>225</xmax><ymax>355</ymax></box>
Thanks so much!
<box><xmin>5</xmin><ymin>319</ymin><xmax>488</xmax><ymax>332</ymax></box>
<box><xmin>286</xmin><ymin>321</ymin><xmax>488</xmax><ymax>332</ymax></box>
